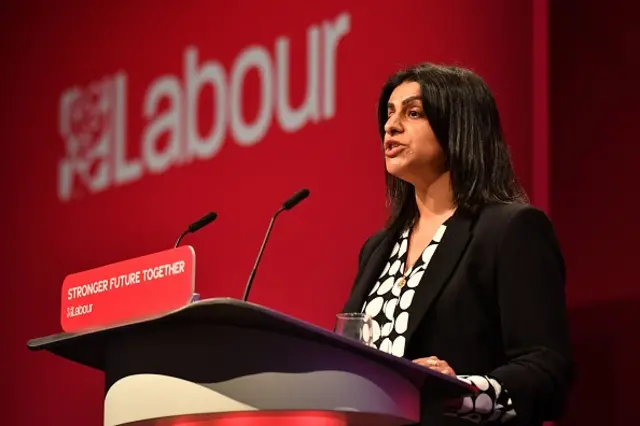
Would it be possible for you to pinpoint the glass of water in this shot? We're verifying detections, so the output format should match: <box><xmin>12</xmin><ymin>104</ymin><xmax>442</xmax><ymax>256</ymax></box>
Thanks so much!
<box><xmin>334</xmin><ymin>313</ymin><xmax>373</xmax><ymax>345</ymax></box>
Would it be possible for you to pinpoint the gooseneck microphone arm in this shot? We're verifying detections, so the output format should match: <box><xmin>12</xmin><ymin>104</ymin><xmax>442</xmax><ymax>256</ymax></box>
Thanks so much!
<box><xmin>174</xmin><ymin>230</ymin><xmax>190</xmax><ymax>249</ymax></box>
<box><xmin>242</xmin><ymin>208</ymin><xmax>283</xmax><ymax>301</ymax></box>
<box><xmin>242</xmin><ymin>188</ymin><xmax>310</xmax><ymax>302</ymax></box>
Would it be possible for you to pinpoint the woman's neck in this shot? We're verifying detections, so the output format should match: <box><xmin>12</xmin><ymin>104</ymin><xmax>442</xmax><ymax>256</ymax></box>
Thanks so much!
<box><xmin>413</xmin><ymin>172</ymin><xmax>456</xmax><ymax>222</ymax></box>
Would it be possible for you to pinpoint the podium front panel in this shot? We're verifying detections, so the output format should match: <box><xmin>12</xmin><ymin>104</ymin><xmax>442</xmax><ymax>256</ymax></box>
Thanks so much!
<box><xmin>104</xmin><ymin>325</ymin><xmax>420</xmax><ymax>425</ymax></box>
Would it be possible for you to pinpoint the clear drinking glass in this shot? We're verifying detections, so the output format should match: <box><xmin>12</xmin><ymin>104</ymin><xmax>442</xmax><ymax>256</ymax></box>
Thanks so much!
<box><xmin>334</xmin><ymin>313</ymin><xmax>373</xmax><ymax>345</ymax></box>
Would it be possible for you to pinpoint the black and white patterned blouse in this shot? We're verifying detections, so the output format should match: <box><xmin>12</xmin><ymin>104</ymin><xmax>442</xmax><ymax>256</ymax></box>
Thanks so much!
<box><xmin>360</xmin><ymin>223</ymin><xmax>517</xmax><ymax>424</ymax></box>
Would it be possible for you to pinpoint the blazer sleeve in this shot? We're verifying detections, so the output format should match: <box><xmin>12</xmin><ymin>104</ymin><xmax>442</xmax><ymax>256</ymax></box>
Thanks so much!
<box><xmin>489</xmin><ymin>206</ymin><xmax>575</xmax><ymax>422</ymax></box>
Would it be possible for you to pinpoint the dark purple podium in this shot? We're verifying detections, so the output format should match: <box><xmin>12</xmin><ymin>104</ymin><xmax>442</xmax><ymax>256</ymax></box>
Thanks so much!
<box><xmin>28</xmin><ymin>298</ymin><xmax>473</xmax><ymax>426</ymax></box>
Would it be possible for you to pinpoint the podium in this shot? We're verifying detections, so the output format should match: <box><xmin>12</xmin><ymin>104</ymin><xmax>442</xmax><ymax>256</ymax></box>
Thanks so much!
<box><xmin>28</xmin><ymin>298</ymin><xmax>474</xmax><ymax>425</ymax></box>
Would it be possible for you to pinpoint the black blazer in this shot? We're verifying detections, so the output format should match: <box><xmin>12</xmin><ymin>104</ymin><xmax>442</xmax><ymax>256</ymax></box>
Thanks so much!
<box><xmin>342</xmin><ymin>202</ymin><xmax>574</xmax><ymax>426</ymax></box>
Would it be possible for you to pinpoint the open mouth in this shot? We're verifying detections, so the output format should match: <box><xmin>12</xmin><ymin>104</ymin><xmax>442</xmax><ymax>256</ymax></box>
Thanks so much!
<box><xmin>386</xmin><ymin>142</ymin><xmax>400</xmax><ymax>151</ymax></box>
<box><xmin>385</xmin><ymin>140</ymin><xmax>404</xmax><ymax>157</ymax></box>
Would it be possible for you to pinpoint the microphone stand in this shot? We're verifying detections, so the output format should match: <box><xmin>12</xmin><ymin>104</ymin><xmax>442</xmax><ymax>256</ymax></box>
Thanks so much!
<box><xmin>242</xmin><ymin>208</ymin><xmax>283</xmax><ymax>301</ymax></box>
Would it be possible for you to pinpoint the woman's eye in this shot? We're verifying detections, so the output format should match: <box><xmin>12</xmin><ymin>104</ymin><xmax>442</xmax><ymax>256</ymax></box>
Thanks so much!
<box><xmin>408</xmin><ymin>110</ymin><xmax>421</xmax><ymax>118</ymax></box>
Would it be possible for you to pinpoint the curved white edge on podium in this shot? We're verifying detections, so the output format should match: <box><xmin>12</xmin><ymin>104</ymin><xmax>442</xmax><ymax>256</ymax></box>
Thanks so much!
<box><xmin>105</xmin><ymin>369</ymin><xmax>418</xmax><ymax>426</ymax></box>
<box><xmin>105</xmin><ymin>374</ymin><xmax>254</xmax><ymax>425</ymax></box>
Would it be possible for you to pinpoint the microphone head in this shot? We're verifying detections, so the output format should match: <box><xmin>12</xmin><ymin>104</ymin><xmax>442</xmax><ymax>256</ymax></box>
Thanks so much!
<box><xmin>282</xmin><ymin>188</ymin><xmax>310</xmax><ymax>210</ymax></box>
<box><xmin>188</xmin><ymin>211</ymin><xmax>218</xmax><ymax>233</ymax></box>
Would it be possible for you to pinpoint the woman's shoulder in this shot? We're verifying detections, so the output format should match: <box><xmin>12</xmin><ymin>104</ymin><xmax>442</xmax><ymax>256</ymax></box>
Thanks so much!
<box><xmin>473</xmin><ymin>201</ymin><xmax>556</xmax><ymax>243</ymax></box>
<box><xmin>359</xmin><ymin>228</ymin><xmax>389</xmax><ymax>253</ymax></box>
<box><xmin>476</xmin><ymin>201</ymin><xmax>550</xmax><ymax>226</ymax></box>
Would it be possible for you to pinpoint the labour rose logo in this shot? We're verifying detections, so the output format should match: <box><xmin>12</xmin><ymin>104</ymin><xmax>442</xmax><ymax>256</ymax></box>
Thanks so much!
<box><xmin>58</xmin><ymin>78</ymin><xmax>114</xmax><ymax>201</ymax></box>
<box><xmin>68</xmin><ymin>85</ymin><xmax>109</xmax><ymax>158</ymax></box>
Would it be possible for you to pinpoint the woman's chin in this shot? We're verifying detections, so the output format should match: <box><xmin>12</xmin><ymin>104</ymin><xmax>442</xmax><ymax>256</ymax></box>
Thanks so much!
<box><xmin>385</xmin><ymin>163</ymin><xmax>421</xmax><ymax>186</ymax></box>
<box><xmin>385</xmin><ymin>160</ymin><xmax>408</xmax><ymax>178</ymax></box>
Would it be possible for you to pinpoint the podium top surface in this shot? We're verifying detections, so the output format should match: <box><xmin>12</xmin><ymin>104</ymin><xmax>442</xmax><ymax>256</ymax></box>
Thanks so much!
<box><xmin>28</xmin><ymin>298</ymin><xmax>474</xmax><ymax>396</ymax></box>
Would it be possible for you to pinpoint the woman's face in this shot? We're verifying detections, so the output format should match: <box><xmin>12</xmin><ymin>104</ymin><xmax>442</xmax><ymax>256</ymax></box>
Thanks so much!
<box><xmin>383</xmin><ymin>81</ymin><xmax>445</xmax><ymax>185</ymax></box>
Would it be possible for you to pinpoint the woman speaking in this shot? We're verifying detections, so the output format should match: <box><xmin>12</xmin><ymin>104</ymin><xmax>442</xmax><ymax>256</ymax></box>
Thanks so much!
<box><xmin>341</xmin><ymin>63</ymin><xmax>574</xmax><ymax>425</ymax></box>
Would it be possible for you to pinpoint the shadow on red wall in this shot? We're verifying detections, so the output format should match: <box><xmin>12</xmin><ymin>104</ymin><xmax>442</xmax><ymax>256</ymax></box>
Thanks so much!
<box><xmin>558</xmin><ymin>301</ymin><xmax>640</xmax><ymax>425</ymax></box>
<box><xmin>550</xmin><ymin>0</ymin><xmax>639</xmax><ymax>423</ymax></box>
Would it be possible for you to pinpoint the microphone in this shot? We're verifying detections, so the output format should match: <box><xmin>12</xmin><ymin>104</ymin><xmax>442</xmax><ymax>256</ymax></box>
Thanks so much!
<box><xmin>242</xmin><ymin>189</ymin><xmax>310</xmax><ymax>301</ymax></box>
<box><xmin>282</xmin><ymin>188</ymin><xmax>310</xmax><ymax>210</ymax></box>
<box><xmin>174</xmin><ymin>211</ymin><xmax>218</xmax><ymax>248</ymax></box>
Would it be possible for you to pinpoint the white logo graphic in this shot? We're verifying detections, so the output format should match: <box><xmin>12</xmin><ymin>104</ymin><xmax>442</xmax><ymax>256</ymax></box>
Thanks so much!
<box><xmin>57</xmin><ymin>11</ymin><xmax>351</xmax><ymax>201</ymax></box>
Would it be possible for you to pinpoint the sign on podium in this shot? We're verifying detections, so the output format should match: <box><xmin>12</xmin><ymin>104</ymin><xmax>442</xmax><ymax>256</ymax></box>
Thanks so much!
<box><xmin>60</xmin><ymin>245</ymin><xmax>196</xmax><ymax>333</ymax></box>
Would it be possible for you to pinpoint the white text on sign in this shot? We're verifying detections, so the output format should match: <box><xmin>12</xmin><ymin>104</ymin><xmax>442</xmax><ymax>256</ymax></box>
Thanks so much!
<box><xmin>66</xmin><ymin>260</ymin><xmax>186</xmax><ymax>300</ymax></box>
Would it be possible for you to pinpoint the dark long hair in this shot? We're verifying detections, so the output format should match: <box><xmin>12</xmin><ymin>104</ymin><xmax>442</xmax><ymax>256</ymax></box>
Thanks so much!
<box><xmin>377</xmin><ymin>63</ymin><xmax>528</xmax><ymax>235</ymax></box>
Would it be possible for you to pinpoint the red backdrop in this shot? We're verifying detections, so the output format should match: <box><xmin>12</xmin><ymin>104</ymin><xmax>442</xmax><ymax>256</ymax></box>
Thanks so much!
<box><xmin>1</xmin><ymin>1</ymin><xmax>545</xmax><ymax>425</ymax></box>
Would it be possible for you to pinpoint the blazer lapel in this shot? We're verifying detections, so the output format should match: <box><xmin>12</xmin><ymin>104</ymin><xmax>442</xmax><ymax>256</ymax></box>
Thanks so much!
<box><xmin>403</xmin><ymin>209</ymin><xmax>474</xmax><ymax>341</ymax></box>
<box><xmin>342</xmin><ymin>231</ymin><xmax>396</xmax><ymax>313</ymax></box>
